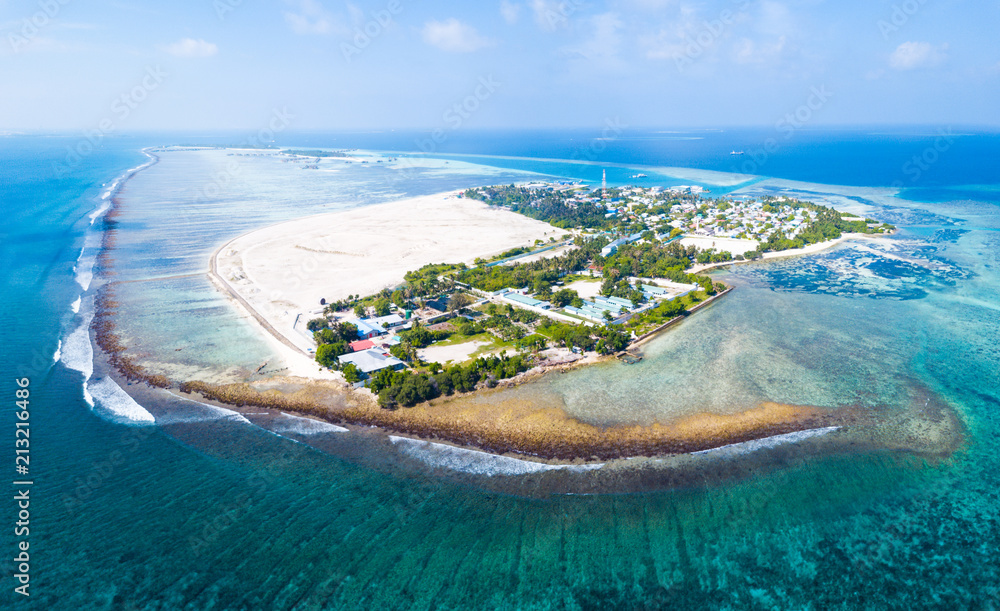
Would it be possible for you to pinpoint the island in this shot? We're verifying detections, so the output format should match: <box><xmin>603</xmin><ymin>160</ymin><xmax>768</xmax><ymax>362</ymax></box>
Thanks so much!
<box><xmin>282</xmin><ymin>182</ymin><xmax>894</xmax><ymax>408</ymax></box>
<box><xmin>92</xmin><ymin>161</ymin><xmax>961</xmax><ymax>467</ymax></box>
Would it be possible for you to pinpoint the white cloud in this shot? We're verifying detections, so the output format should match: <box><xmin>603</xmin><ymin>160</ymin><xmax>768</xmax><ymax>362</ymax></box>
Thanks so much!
<box><xmin>346</xmin><ymin>2</ymin><xmax>366</xmax><ymax>27</ymax></box>
<box><xmin>284</xmin><ymin>0</ymin><xmax>337</xmax><ymax>35</ymax></box>
<box><xmin>421</xmin><ymin>18</ymin><xmax>492</xmax><ymax>53</ymax></box>
<box><xmin>733</xmin><ymin>35</ymin><xmax>787</xmax><ymax>65</ymax></box>
<box><xmin>164</xmin><ymin>38</ymin><xmax>218</xmax><ymax>58</ymax></box>
<box><xmin>756</xmin><ymin>1</ymin><xmax>794</xmax><ymax>38</ymax></box>
<box><xmin>889</xmin><ymin>41</ymin><xmax>948</xmax><ymax>70</ymax></box>
<box><xmin>639</xmin><ymin>4</ymin><xmax>705</xmax><ymax>62</ymax></box>
<box><xmin>500</xmin><ymin>1</ymin><xmax>521</xmax><ymax>25</ymax></box>
<box><xmin>561</xmin><ymin>12</ymin><xmax>624</xmax><ymax>64</ymax></box>
<box><xmin>530</xmin><ymin>0</ymin><xmax>571</xmax><ymax>31</ymax></box>
<box><xmin>621</xmin><ymin>0</ymin><xmax>677</xmax><ymax>10</ymax></box>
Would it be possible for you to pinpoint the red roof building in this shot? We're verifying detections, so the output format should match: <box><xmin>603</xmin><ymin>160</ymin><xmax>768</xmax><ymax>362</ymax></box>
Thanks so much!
<box><xmin>349</xmin><ymin>339</ymin><xmax>375</xmax><ymax>352</ymax></box>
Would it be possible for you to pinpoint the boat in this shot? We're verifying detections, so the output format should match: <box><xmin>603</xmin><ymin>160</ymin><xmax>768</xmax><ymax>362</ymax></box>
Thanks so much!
<box><xmin>730</xmin><ymin>150</ymin><xmax>744</xmax><ymax>155</ymax></box>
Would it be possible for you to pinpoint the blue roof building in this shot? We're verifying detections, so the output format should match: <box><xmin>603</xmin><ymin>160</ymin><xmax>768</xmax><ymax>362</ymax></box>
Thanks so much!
<box><xmin>349</xmin><ymin>318</ymin><xmax>386</xmax><ymax>339</ymax></box>
<box><xmin>600</xmin><ymin>232</ymin><xmax>645</xmax><ymax>257</ymax></box>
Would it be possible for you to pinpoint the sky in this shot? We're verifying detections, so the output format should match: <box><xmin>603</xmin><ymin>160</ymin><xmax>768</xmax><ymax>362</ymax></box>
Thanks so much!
<box><xmin>1</xmin><ymin>0</ymin><xmax>998</xmax><ymax>131</ymax></box>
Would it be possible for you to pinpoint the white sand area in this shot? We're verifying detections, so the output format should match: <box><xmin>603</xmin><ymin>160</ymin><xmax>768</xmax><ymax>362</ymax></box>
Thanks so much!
<box><xmin>562</xmin><ymin>278</ymin><xmax>603</xmax><ymax>300</ymax></box>
<box><xmin>680</xmin><ymin>235</ymin><xmax>760</xmax><ymax>256</ymax></box>
<box><xmin>211</xmin><ymin>191</ymin><xmax>560</xmax><ymax>374</ymax></box>
<box><xmin>418</xmin><ymin>340</ymin><xmax>492</xmax><ymax>365</ymax></box>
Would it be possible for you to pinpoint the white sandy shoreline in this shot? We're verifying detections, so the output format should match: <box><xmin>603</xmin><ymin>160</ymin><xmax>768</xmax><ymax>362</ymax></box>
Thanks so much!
<box><xmin>209</xmin><ymin>190</ymin><xmax>561</xmax><ymax>377</ymax></box>
<box><xmin>209</xmin><ymin>192</ymin><xmax>876</xmax><ymax>379</ymax></box>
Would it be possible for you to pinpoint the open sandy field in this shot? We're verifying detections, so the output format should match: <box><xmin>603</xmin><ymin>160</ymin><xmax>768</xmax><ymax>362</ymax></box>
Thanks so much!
<box><xmin>563</xmin><ymin>278</ymin><xmax>603</xmax><ymax>299</ymax></box>
<box><xmin>680</xmin><ymin>235</ymin><xmax>760</xmax><ymax>256</ymax></box>
<box><xmin>418</xmin><ymin>340</ymin><xmax>493</xmax><ymax>365</ymax></box>
<box><xmin>211</xmin><ymin>191</ymin><xmax>560</xmax><ymax>361</ymax></box>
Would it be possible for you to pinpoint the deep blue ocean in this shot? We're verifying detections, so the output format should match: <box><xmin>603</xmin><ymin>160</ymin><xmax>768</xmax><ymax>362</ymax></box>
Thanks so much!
<box><xmin>2</xmin><ymin>129</ymin><xmax>999</xmax><ymax>609</ymax></box>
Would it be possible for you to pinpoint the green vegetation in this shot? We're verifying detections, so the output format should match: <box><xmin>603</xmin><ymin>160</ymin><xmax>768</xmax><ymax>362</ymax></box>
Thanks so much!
<box><xmin>309</xmin><ymin>185</ymin><xmax>897</xmax><ymax>391</ymax></box>
<box><xmin>451</xmin><ymin>234</ymin><xmax>719</xmax><ymax>302</ymax></box>
<box><xmin>312</xmin><ymin>320</ymin><xmax>360</xmax><ymax>367</ymax></box>
<box><xmin>533</xmin><ymin>320</ymin><xmax>629</xmax><ymax>355</ymax></box>
<box><xmin>398</xmin><ymin>321</ymin><xmax>452</xmax><ymax>349</ymax></box>
<box><xmin>621</xmin><ymin>293</ymin><xmax>694</xmax><ymax>336</ymax></box>
<box><xmin>492</xmin><ymin>246</ymin><xmax>531</xmax><ymax>260</ymax></box>
<box><xmin>342</xmin><ymin>363</ymin><xmax>362</xmax><ymax>384</ymax></box>
<box><xmin>369</xmin><ymin>353</ymin><xmax>531</xmax><ymax>408</ymax></box>
<box><xmin>464</xmin><ymin>185</ymin><xmax>612</xmax><ymax>229</ymax></box>
<box><xmin>321</xmin><ymin>262</ymin><xmax>467</xmax><ymax>317</ymax></box>
<box><xmin>315</xmin><ymin>344</ymin><xmax>344</xmax><ymax>368</ymax></box>
<box><xmin>550</xmin><ymin>288</ymin><xmax>580</xmax><ymax>307</ymax></box>
<box><xmin>447</xmin><ymin>292</ymin><xmax>474</xmax><ymax>311</ymax></box>
<box><xmin>749</xmin><ymin>197</ymin><xmax>895</xmax><ymax>255</ymax></box>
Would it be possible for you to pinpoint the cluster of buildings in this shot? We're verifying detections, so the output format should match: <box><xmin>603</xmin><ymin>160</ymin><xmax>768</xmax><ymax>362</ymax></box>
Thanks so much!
<box><xmin>486</xmin><ymin>182</ymin><xmax>819</xmax><ymax>250</ymax></box>
<box><xmin>335</xmin><ymin>313</ymin><xmax>409</xmax><ymax>381</ymax></box>
<box><xmin>563</xmin><ymin>282</ymin><xmax>696</xmax><ymax>322</ymax></box>
<box><xmin>667</xmin><ymin>196</ymin><xmax>813</xmax><ymax>242</ymax></box>
<box><xmin>351</xmin><ymin>313</ymin><xmax>407</xmax><ymax>340</ymax></box>
<box><xmin>496</xmin><ymin>287</ymin><xmax>637</xmax><ymax>323</ymax></box>
<box><xmin>338</xmin><ymin>349</ymin><xmax>405</xmax><ymax>382</ymax></box>
<box><xmin>517</xmin><ymin>181</ymin><xmax>813</xmax><ymax>248</ymax></box>
<box><xmin>494</xmin><ymin>280</ymin><xmax>697</xmax><ymax>325</ymax></box>
<box><xmin>563</xmin><ymin>295</ymin><xmax>635</xmax><ymax>321</ymax></box>
<box><xmin>600</xmin><ymin>232</ymin><xmax>645</xmax><ymax>257</ymax></box>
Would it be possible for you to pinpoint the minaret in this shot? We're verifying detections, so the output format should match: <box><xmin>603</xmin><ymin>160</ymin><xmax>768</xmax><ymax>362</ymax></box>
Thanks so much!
<box><xmin>602</xmin><ymin>169</ymin><xmax>607</xmax><ymax>199</ymax></box>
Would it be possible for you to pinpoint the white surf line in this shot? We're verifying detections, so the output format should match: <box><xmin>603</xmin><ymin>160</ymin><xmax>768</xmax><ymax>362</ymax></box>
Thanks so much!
<box><xmin>161</xmin><ymin>390</ymin><xmax>253</xmax><ymax>424</ymax></box>
<box><xmin>273</xmin><ymin>412</ymin><xmax>349</xmax><ymax>434</ymax></box>
<box><xmin>690</xmin><ymin>426</ymin><xmax>841</xmax><ymax>457</ymax></box>
<box><xmin>389</xmin><ymin>435</ymin><xmax>605</xmax><ymax>476</ymax></box>
<box><xmin>86</xmin><ymin>377</ymin><xmax>157</xmax><ymax>426</ymax></box>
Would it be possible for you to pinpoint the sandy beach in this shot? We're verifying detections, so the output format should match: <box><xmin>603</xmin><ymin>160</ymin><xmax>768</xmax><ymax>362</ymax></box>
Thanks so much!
<box><xmin>211</xmin><ymin>191</ymin><xmax>561</xmax><ymax>367</ymax></box>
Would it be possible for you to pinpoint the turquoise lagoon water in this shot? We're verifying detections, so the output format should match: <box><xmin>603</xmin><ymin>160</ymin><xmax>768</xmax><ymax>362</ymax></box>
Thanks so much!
<box><xmin>2</xmin><ymin>131</ymin><xmax>999</xmax><ymax>609</ymax></box>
